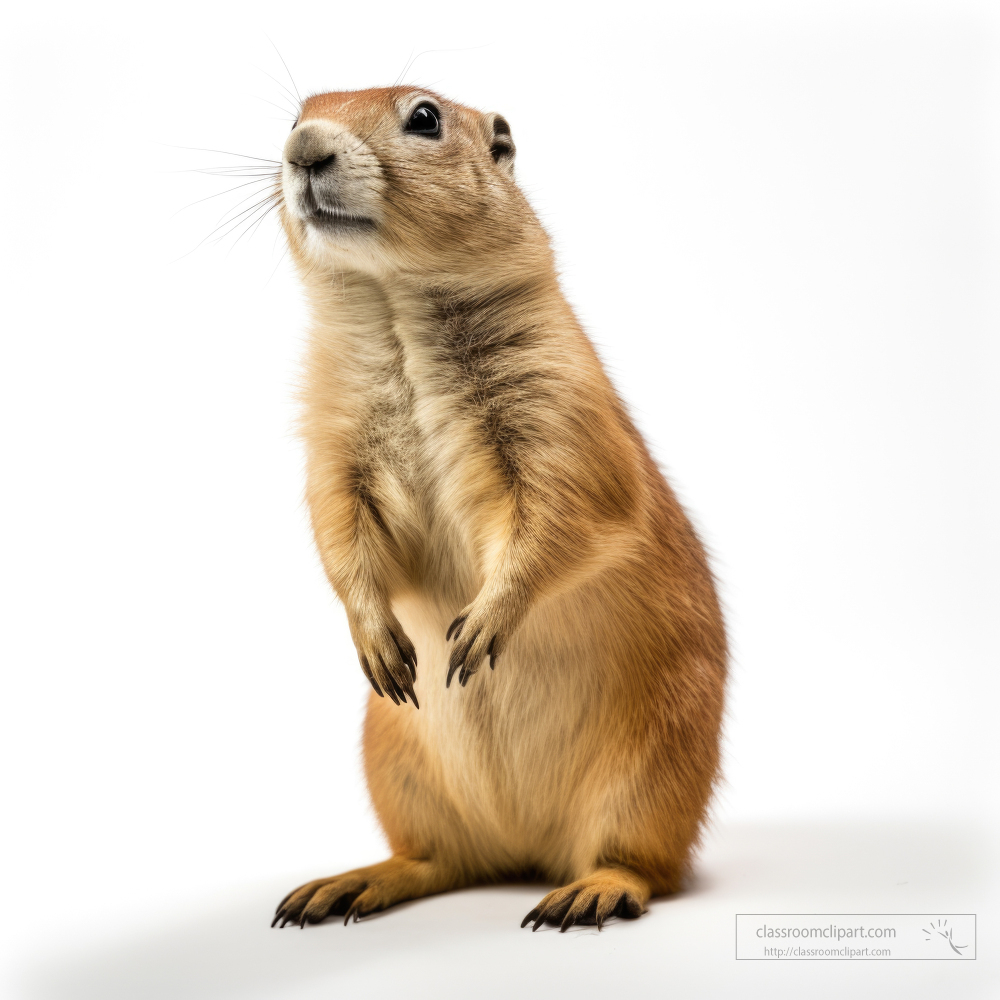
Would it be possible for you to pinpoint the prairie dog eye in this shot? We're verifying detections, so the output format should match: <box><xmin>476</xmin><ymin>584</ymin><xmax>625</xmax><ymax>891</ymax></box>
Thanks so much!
<box><xmin>405</xmin><ymin>104</ymin><xmax>441</xmax><ymax>137</ymax></box>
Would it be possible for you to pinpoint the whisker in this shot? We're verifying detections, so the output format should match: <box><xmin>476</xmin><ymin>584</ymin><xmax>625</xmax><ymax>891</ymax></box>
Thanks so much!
<box><xmin>214</xmin><ymin>189</ymin><xmax>281</xmax><ymax>232</ymax></box>
<box><xmin>393</xmin><ymin>50</ymin><xmax>417</xmax><ymax>90</ymax></box>
<box><xmin>222</xmin><ymin>199</ymin><xmax>282</xmax><ymax>254</ymax></box>
<box><xmin>211</xmin><ymin>198</ymin><xmax>279</xmax><ymax>250</ymax></box>
<box><xmin>176</xmin><ymin>164</ymin><xmax>278</xmax><ymax>173</ymax></box>
<box><xmin>393</xmin><ymin>44</ymin><xmax>491</xmax><ymax>88</ymax></box>
<box><xmin>157</xmin><ymin>142</ymin><xmax>281</xmax><ymax>164</ymax></box>
<box><xmin>236</xmin><ymin>201</ymin><xmax>281</xmax><ymax>250</ymax></box>
<box><xmin>345</xmin><ymin>114</ymin><xmax>399</xmax><ymax>157</ymax></box>
<box><xmin>171</xmin><ymin>171</ymin><xmax>280</xmax><ymax>263</ymax></box>
<box><xmin>267</xmin><ymin>36</ymin><xmax>302</xmax><ymax>104</ymax></box>
<box><xmin>174</xmin><ymin>177</ymin><xmax>277</xmax><ymax>215</ymax></box>
<box><xmin>255</xmin><ymin>66</ymin><xmax>302</xmax><ymax>117</ymax></box>
<box><xmin>253</xmin><ymin>94</ymin><xmax>300</xmax><ymax>120</ymax></box>
<box><xmin>190</xmin><ymin>170</ymin><xmax>280</xmax><ymax>180</ymax></box>
<box><xmin>264</xmin><ymin>245</ymin><xmax>290</xmax><ymax>287</ymax></box>
<box><xmin>191</xmin><ymin>189</ymin><xmax>279</xmax><ymax>254</ymax></box>
<box><xmin>170</xmin><ymin>42</ymin><xmax>298</xmax><ymax>261</ymax></box>
<box><xmin>184</xmin><ymin>165</ymin><xmax>281</xmax><ymax>177</ymax></box>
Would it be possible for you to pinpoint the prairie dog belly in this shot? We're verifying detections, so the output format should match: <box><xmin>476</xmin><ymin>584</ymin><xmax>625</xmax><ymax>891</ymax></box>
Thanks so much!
<box><xmin>380</xmin><ymin>590</ymin><xmax>607</xmax><ymax>878</ymax></box>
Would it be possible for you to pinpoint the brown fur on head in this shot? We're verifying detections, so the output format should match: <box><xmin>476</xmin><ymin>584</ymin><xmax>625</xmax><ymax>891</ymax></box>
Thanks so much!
<box><xmin>281</xmin><ymin>88</ymin><xmax>540</xmax><ymax>281</ymax></box>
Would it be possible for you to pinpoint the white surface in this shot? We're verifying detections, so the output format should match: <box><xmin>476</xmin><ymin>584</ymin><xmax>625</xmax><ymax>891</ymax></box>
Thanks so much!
<box><xmin>1</xmin><ymin>0</ymin><xmax>998</xmax><ymax>997</ymax></box>
<box><xmin>15</xmin><ymin>822</ymin><xmax>997</xmax><ymax>999</ymax></box>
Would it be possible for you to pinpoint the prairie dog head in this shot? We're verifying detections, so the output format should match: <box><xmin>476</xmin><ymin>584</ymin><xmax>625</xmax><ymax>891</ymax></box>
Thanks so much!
<box><xmin>280</xmin><ymin>87</ymin><xmax>544</xmax><ymax>280</ymax></box>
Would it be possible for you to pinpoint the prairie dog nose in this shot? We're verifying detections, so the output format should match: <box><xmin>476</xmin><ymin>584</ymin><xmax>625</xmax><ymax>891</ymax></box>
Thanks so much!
<box><xmin>285</xmin><ymin>122</ymin><xmax>338</xmax><ymax>168</ymax></box>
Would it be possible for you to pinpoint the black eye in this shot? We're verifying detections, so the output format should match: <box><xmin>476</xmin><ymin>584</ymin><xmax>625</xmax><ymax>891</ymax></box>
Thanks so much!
<box><xmin>405</xmin><ymin>104</ymin><xmax>440</xmax><ymax>137</ymax></box>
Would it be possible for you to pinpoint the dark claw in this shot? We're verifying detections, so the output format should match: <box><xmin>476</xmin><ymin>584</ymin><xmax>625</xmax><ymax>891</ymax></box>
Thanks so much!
<box><xmin>597</xmin><ymin>912</ymin><xmax>604</xmax><ymax>931</ymax></box>
<box><xmin>398</xmin><ymin>672</ymin><xmax>418</xmax><ymax>708</ymax></box>
<box><xmin>387</xmin><ymin>673</ymin><xmax>407</xmax><ymax>705</ymax></box>
<box><xmin>532</xmin><ymin>910</ymin><xmax>547</xmax><ymax>932</ymax></box>
<box><xmin>379</xmin><ymin>641</ymin><xmax>418</xmax><ymax>706</ymax></box>
<box><xmin>555</xmin><ymin>890</ymin><xmax>580</xmax><ymax>931</ymax></box>
<box><xmin>446</xmin><ymin>615</ymin><xmax>467</xmax><ymax>641</ymax></box>
<box><xmin>360</xmin><ymin>657</ymin><xmax>384</xmax><ymax>698</ymax></box>
<box><xmin>374</xmin><ymin>654</ymin><xmax>400</xmax><ymax>704</ymax></box>
<box><xmin>521</xmin><ymin>909</ymin><xmax>539</xmax><ymax>929</ymax></box>
<box><xmin>391</xmin><ymin>633</ymin><xmax>417</xmax><ymax>682</ymax></box>
<box><xmin>447</xmin><ymin>629</ymin><xmax>480</xmax><ymax>689</ymax></box>
<box><xmin>271</xmin><ymin>913</ymin><xmax>282</xmax><ymax>928</ymax></box>
<box><xmin>560</xmin><ymin>910</ymin><xmax>575</xmax><ymax>932</ymax></box>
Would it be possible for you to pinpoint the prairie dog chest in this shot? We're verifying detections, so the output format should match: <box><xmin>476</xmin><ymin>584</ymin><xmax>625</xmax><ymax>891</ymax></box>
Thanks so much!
<box><xmin>305</xmin><ymin>281</ymin><xmax>506</xmax><ymax>587</ymax></box>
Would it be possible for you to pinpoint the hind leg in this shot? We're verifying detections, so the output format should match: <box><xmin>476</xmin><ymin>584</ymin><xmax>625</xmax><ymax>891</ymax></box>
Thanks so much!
<box><xmin>273</xmin><ymin>855</ymin><xmax>465</xmax><ymax>927</ymax></box>
<box><xmin>521</xmin><ymin>865</ymin><xmax>650</xmax><ymax>932</ymax></box>
<box><xmin>274</xmin><ymin>670</ymin><xmax>478</xmax><ymax>929</ymax></box>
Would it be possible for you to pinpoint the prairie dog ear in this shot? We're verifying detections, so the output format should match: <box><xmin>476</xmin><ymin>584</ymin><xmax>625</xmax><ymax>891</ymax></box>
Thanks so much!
<box><xmin>487</xmin><ymin>113</ymin><xmax>516</xmax><ymax>175</ymax></box>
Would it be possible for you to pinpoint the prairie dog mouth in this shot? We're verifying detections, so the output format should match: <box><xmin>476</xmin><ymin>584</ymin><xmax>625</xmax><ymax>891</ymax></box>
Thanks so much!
<box><xmin>307</xmin><ymin>207</ymin><xmax>376</xmax><ymax>233</ymax></box>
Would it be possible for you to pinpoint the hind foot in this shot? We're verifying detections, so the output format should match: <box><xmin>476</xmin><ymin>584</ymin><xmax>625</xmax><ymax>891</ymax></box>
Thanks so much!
<box><xmin>272</xmin><ymin>856</ymin><xmax>460</xmax><ymax>928</ymax></box>
<box><xmin>521</xmin><ymin>866</ymin><xmax>650</xmax><ymax>932</ymax></box>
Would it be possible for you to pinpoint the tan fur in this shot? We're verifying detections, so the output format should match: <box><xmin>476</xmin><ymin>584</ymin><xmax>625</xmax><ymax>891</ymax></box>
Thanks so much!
<box><xmin>270</xmin><ymin>87</ymin><xmax>727</xmax><ymax>931</ymax></box>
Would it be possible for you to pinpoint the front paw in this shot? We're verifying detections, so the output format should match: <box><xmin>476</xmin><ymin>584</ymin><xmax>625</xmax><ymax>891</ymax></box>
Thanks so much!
<box><xmin>445</xmin><ymin>601</ymin><xmax>516</xmax><ymax>688</ymax></box>
<box><xmin>350</xmin><ymin>612</ymin><xmax>418</xmax><ymax>708</ymax></box>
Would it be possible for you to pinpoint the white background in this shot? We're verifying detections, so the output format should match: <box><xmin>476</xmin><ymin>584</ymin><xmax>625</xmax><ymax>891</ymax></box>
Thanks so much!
<box><xmin>1</xmin><ymin>1</ymin><xmax>997</xmax><ymax>997</ymax></box>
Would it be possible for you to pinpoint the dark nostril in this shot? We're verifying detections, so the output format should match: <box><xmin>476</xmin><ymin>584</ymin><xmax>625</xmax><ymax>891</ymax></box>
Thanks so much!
<box><xmin>309</xmin><ymin>154</ymin><xmax>336</xmax><ymax>173</ymax></box>
<box><xmin>291</xmin><ymin>152</ymin><xmax>336</xmax><ymax>171</ymax></box>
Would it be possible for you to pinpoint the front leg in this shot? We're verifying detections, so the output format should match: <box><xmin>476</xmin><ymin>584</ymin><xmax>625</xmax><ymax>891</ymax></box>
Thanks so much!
<box><xmin>444</xmin><ymin>486</ymin><xmax>631</xmax><ymax>689</ymax></box>
<box><xmin>306</xmin><ymin>433</ymin><xmax>420</xmax><ymax>707</ymax></box>
<box><xmin>445</xmin><ymin>580</ymin><xmax>528</xmax><ymax>687</ymax></box>
<box><xmin>440</xmin><ymin>344</ymin><xmax>645</xmax><ymax>690</ymax></box>
<box><xmin>347</xmin><ymin>595</ymin><xmax>419</xmax><ymax>706</ymax></box>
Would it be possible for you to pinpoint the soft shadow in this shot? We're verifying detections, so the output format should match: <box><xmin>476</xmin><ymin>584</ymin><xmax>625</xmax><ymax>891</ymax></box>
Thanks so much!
<box><xmin>690</xmin><ymin>819</ymin><xmax>992</xmax><ymax>902</ymax></box>
<box><xmin>17</xmin><ymin>821</ymin><xmax>994</xmax><ymax>999</ymax></box>
<box><xmin>17</xmin><ymin>881</ymin><xmax>541</xmax><ymax>1000</ymax></box>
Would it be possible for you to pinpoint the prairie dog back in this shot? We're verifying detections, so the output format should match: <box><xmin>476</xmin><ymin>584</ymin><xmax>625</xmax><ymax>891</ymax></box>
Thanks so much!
<box><xmin>271</xmin><ymin>87</ymin><xmax>726</xmax><ymax>932</ymax></box>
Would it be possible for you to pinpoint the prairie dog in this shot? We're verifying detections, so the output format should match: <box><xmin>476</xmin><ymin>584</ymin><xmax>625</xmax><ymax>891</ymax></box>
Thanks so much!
<box><xmin>271</xmin><ymin>87</ymin><xmax>726</xmax><ymax>931</ymax></box>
